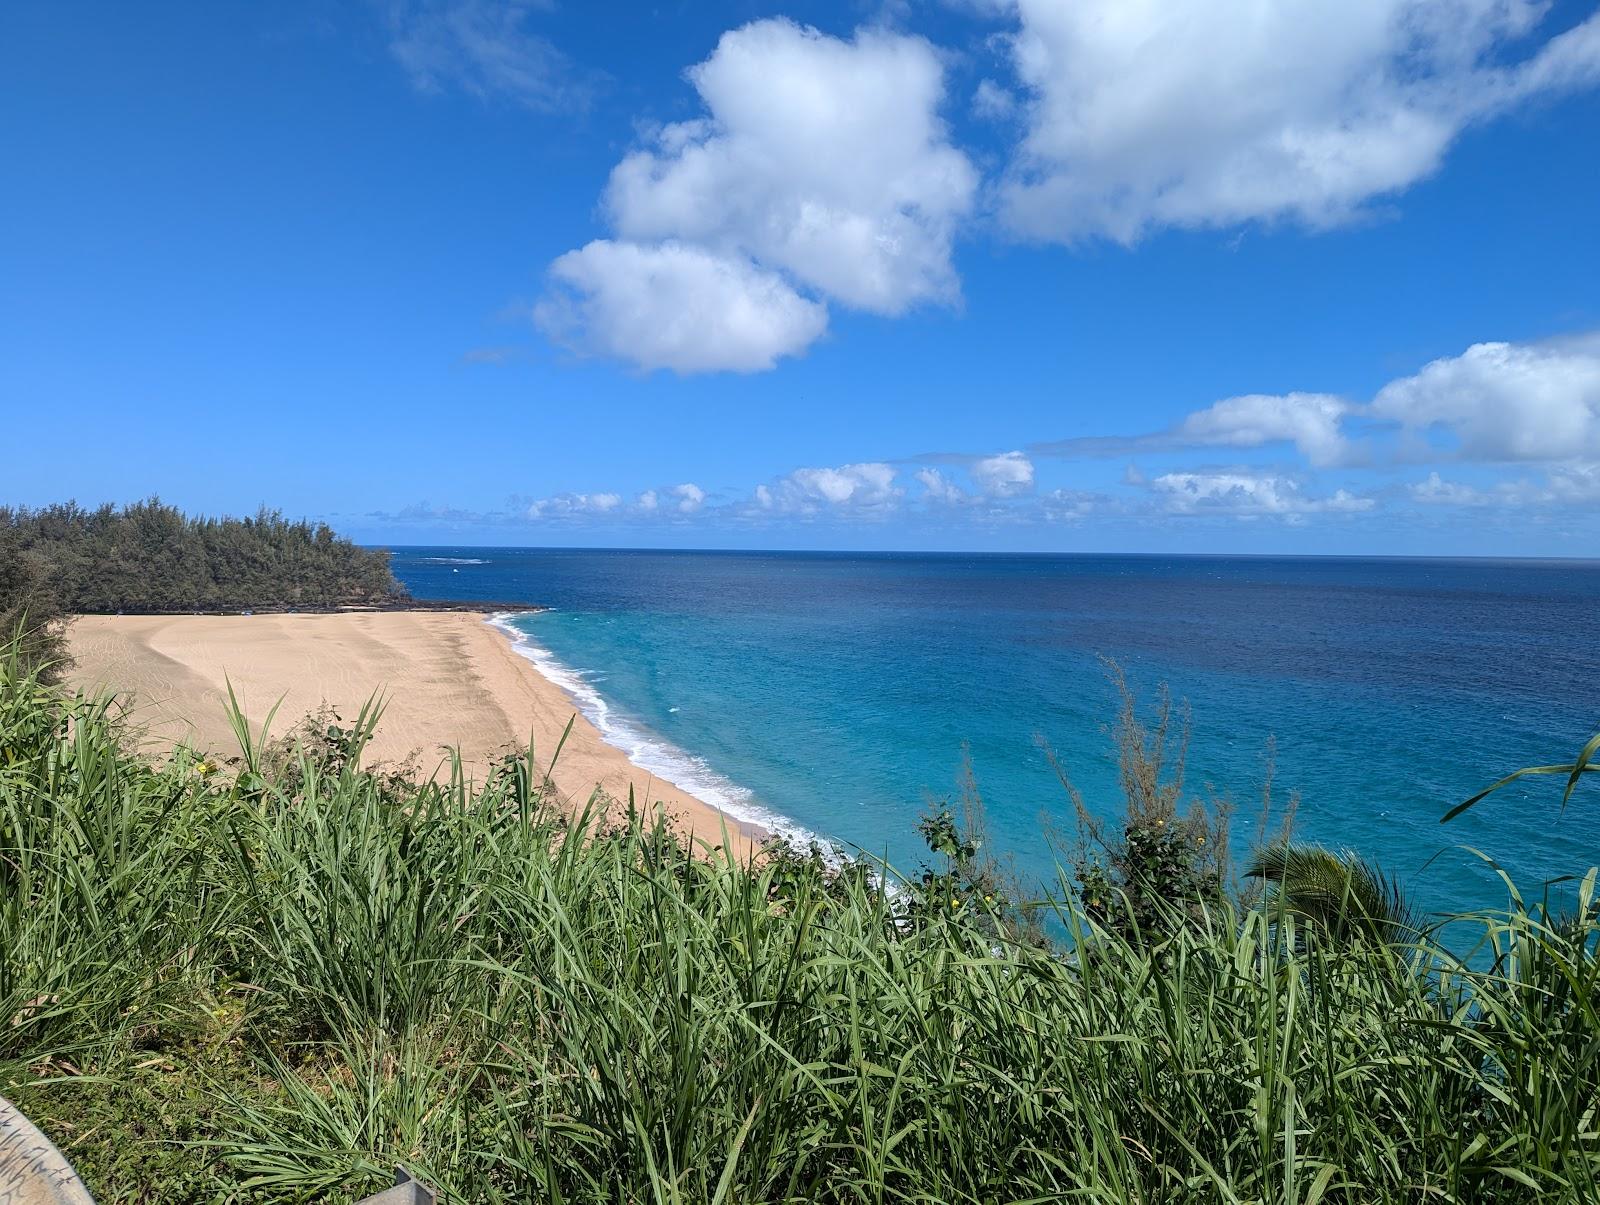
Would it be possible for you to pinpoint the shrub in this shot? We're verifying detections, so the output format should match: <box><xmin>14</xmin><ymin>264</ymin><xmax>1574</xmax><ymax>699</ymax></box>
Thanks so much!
<box><xmin>2</xmin><ymin>646</ymin><xmax>1598</xmax><ymax>1202</ymax></box>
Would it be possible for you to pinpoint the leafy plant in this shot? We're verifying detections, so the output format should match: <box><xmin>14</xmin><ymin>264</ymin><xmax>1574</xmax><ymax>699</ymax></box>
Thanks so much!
<box><xmin>3</xmin><ymin>643</ymin><xmax>1599</xmax><ymax>1202</ymax></box>
<box><xmin>1048</xmin><ymin>660</ymin><xmax>1231</xmax><ymax>940</ymax></box>
<box><xmin>1248</xmin><ymin>843</ymin><xmax>1420</xmax><ymax>943</ymax></box>
<box><xmin>1443</xmin><ymin>730</ymin><xmax>1600</xmax><ymax>821</ymax></box>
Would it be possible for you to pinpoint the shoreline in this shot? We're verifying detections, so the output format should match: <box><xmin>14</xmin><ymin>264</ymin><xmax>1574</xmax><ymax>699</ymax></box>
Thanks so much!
<box><xmin>72</xmin><ymin>599</ymin><xmax>546</xmax><ymax>617</ymax></box>
<box><xmin>64</xmin><ymin>611</ymin><xmax>765</xmax><ymax>857</ymax></box>
<box><xmin>484</xmin><ymin>611</ymin><xmax>824</xmax><ymax>854</ymax></box>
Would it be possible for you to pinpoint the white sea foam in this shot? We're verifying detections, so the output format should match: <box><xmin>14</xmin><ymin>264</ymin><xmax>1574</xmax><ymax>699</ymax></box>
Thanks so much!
<box><xmin>421</xmin><ymin>557</ymin><xmax>489</xmax><ymax>565</ymax></box>
<box><xmin>486</xmin><ymin>613</ymin><xmax>826</xmax><ymax>851</ymax></box>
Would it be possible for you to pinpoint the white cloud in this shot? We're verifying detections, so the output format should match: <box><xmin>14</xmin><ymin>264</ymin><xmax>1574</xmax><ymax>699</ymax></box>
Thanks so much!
<box><xmin>916</xmin><ymin>467</ymin><xmax>970</xmax><ymax>504</ymax></box>
<box><xmin>755</xmin><ymin>462</ymin><xmax>901</xmax><ymax>515</ymax></box>
<box><xmin>1371</xmin><ymin>336</ymin><xmax>1600</xmax><ymax>461</ymax></box>
<box><xmin>1152</xmin><ymin>472</ymin><xmax>1373</xmax><ymax>518</ymax></box>
<box><xmin>543</xmin><ymin>18</ymin><xmax>976</xmax><ymax>373</ymax></box>
<box><xmin>1410</xmin><ymin>462</ymin><xmax>1600</xmax><ymax>507</ymax></box>
<box><xmin>971</xmin><ymin>450</ymin><xmax>1035</xmax><ymax>496</ymax></box>
<box><xmin>526</xmin><ymin>491</ymin><xmax>623</xmax><ymax>519</ymax></box>
<box><xmin>973</xmin><ymin>78</ymin><xmax>1018</xmax><ymax>121</ymax></box>
<box><xmin>1176</xmin><ymin>393</ymin><xmax>1352</xmax><ymax>467</ymax></box>
<box><xmin>1042</xmin><ymin>488</ymin><xmax>1099</xmax><ymax>521</ymax></box>
<box><xmin>1038</xmin><ymin>332</ymin><xmax>1600</xmax><ymax>481</ymax></box>
<box><xmin>1410</xmin><ymin>471</ymin><xmax>1491</xmax><ymax>505</ymax></box>
<box><xmin>1546</xmin><ymin>461</ymin><xmax>1600</xmax><ymax>503</ymax></box>
<box><xmin>536</xmin><ymin>240</ymin><xmax>827</xmax><ymax>374</ymax></box>
<box><xmin>606</xmin><ymin>19</ymin><xmax>977</xmax><ymax>315</ymax></box>
<box><xmin>1000</xmin><ymin>0</ymin><xmax>1600</xmax><ymax>243</ymax></box>
<box><xmin>523</xmin><ymin>483</ymin><xmax>706</xmax><ymax>520</ymax></box>
<box><xmin>386</xmin><ymin>0</ymin><xmax>591</xmax><ymax>111</ymax></box>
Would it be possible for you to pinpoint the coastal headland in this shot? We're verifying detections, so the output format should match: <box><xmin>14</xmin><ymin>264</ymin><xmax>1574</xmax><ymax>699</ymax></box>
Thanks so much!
<box><xmin>66</xmin><ymin>611</ymin><xmax>759</xmax><ymax>854</ymax></box>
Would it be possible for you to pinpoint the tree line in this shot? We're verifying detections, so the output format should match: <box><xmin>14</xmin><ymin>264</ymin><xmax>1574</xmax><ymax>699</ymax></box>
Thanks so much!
<box><xmin>0</xmin><ymin>499</ymin><xmax>406</xmax><ymax>678</ymax></box>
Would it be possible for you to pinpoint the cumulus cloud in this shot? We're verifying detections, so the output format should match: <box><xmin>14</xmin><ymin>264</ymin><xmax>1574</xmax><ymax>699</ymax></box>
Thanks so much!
<box><xmin>386</xmin><ymin>0</ymin><xmax>593</xmax><ymax>111</ymax></box>
<box><xmin>755</xmin><ymin>462</ymin><xmax>901</xmax><ymax>515</ymax></box>
<box><xmin>1410</xmin><ymin>471</ymin><xmax>1493</xmax><ymax>505</ymax></box>
<box><xmin>671</xmin><ymin>483</ymin><xmax>707</xmax><ymax>514</ymax></box>
<box><xmin>542</xmin><ymin>18</ymin><xmax>976</xmax><ymax>372</ymax></box>
<box><xmin>1371</xmin><ymin>336</ymin><xmax>1600</xmax><ymax>461</ymax></box>
<box><xmin>1032</xmin><ymin>393</ymin><xmax>1354</xmax><ymax>465</ymax></box>
<box><xmin>1035</xmin><ymin>331</ymin><xmax>1600</xmax><ymax>486</ymax></box>
<box><xmin>523</xmin><ymin>484</ymin><xmax>707</xmax><ymax>519</ymax></box>
<box><xmin>999</xmin><ymin>0</ymin><xmax>1600</xmax><ymax>243</ymax></box>
<box><xmin>536</xmin><ymin>241</ymin><xmax>827</xmax><ymax>374</ymax></box>
<box><xmin>916</xmin><ymin>467</ymin><xmax>970</xmax><ymax>504</ymax></box>
<box><xmin>526</xmin><ymin>491</ymin><xmax>623</xmax><ymax>519</ymax></box>
<box><xmin>1176</xmin><ymin>393</ymin><xmax>1353</xmax><ymax>467</ymax></box>
<box><xmin>1152</xmin><ymin>472</ymin><xmax>1374</xmax><ymax>519</ymax></box>
<box><xmin>971</xmin><ymin>451</ymin><xmax>1035</xmax><ymax>496</ymax></box>
<box><xmin>1410</xmin><ymin>463</ymin><xmax>1600</xmax><ymax>508</ymax></box>
<box><xmin>607</xmin><ymin>19</ymin><xmax>976</xmax><ymax>314</ymax></box>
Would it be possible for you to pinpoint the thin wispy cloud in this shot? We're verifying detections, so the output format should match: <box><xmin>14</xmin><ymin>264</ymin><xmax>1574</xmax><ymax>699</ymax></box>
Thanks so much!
<box><xmin>459</xmin><ymin>345</ymin><xmax>525</xmax><ymax>366</ymax></box>
<box><xmin>385</xmin><ymin>0</ymin><xmax>596</xmax><ymax>112</ymax></box>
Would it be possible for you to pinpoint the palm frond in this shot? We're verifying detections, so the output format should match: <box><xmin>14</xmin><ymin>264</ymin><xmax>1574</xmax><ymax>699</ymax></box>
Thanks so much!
<box><xmin>1248</xmin><ymin>843</ymin><xmax>1419</xmax><ymax>943</ymax></box>
<box><xmin>1443</xmin><ymin>730</ymin><xmax>1600</xmax><ymax>822</ymax></box>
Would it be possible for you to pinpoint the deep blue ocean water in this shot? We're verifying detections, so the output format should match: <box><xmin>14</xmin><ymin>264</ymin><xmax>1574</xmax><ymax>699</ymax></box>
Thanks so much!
<box><xmin>390</xmin><ymin>549</ymin><xmax>1599</xmax><ymax>920</ymax></box>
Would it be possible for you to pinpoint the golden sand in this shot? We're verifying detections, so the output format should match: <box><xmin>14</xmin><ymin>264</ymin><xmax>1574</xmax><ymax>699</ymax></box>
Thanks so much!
<box><xmin>66</xmin><ymin>611</ymin><xmax>759</xmax><ymax>853</ymax></box>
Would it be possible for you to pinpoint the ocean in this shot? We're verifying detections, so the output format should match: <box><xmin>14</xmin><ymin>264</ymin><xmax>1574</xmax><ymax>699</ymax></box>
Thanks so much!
<box><xmin>390</xmin><ymin>549</ymin><xmax>1599</xmax><ymax>921</ymax></box>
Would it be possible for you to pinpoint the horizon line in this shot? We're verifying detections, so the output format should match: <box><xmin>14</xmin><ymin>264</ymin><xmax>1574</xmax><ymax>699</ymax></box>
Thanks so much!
<box><xmin>372</xmin><ymin>544</ymin><xmax>1600</xmax><ymax>564</ymax></box>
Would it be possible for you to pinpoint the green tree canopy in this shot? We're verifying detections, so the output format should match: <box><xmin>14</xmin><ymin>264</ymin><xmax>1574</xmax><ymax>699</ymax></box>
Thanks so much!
<box><xmin>0</xmin><ymin>499</ymin><xmax>406</xmax><ymax>621</ymax></box>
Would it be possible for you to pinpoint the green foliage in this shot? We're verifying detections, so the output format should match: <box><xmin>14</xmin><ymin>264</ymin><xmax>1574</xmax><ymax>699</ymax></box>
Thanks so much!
<box><xmin>1248</xmin><ymin>843</ymin><xmax>1421</xmax><ymax>944</ymax></box>
<box><xmin>1443</xmin><ymin>729</ymin><xmax>1600</xmax><ymax>821</ymax></box>
<box><xmin>1054</xmin><ymin>661</ymin><xmax>1231</xmax><ymax>940</ymax></box>
<box><xmin>3</xmin><ymin>649</ymin><xmax>1600</xmax><ymax>1202</ymax></box>
<box><xmin>0</xmin><ymin>498</ymin><xmax>405</xmax><ymax>615</ymax></box>
<box><xmin>0</xmin><ymin>525</ymin><xmax>71</xmax><ymax>681</ymax></box>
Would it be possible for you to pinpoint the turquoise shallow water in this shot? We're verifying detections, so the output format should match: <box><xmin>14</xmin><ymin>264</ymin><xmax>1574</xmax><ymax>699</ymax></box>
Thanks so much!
<box><xmin>392</xmin><ymin>549</ymin><xmax>1599</xmax><ymax>921</ymax></box>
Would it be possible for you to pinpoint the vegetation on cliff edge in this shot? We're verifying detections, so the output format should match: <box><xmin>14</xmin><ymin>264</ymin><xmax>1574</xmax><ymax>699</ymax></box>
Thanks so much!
<box><xmin>2</xmin><ymin>646</ymin><xmax>1596</xmax><ymax>1202</ymax></box>
<box><xmin>0</xmin><ymin>499</ymin><xmax>407</xmax><ymax>681</ymax></box>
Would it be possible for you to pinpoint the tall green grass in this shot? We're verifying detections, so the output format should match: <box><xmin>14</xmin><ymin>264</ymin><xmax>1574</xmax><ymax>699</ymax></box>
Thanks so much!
<box><xmin>2</xmin><ymin>647</ymin><xmax>1597</xmax><ymax>1202</ymax></box>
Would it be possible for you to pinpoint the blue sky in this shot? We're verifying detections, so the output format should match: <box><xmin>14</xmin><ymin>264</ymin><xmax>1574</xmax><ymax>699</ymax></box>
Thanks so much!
<box><xmin>4</xmin><ymin>0</ymin><xmax>1599</xmax><ymax>554</ymax></box>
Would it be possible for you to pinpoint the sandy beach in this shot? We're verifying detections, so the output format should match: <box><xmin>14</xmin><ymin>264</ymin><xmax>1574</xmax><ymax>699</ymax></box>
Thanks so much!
<box><xmin>66</xmin><ymin>611</ymin><xmax>758</xmax><ymax>853</ymax></box>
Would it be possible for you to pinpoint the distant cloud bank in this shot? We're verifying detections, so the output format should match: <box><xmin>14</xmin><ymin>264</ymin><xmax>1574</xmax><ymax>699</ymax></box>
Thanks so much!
<box><xmin>378</xmin><ymin>329</ymin><xmax>1600</xmax><ymax>533</ymax></box>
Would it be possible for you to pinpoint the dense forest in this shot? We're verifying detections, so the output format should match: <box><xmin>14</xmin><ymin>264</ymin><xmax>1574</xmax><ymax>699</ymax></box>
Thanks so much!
<box><xmin>0</xmin><ymin>500</ymin><xmax>406</xmax><ymax>676</ymax></box>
